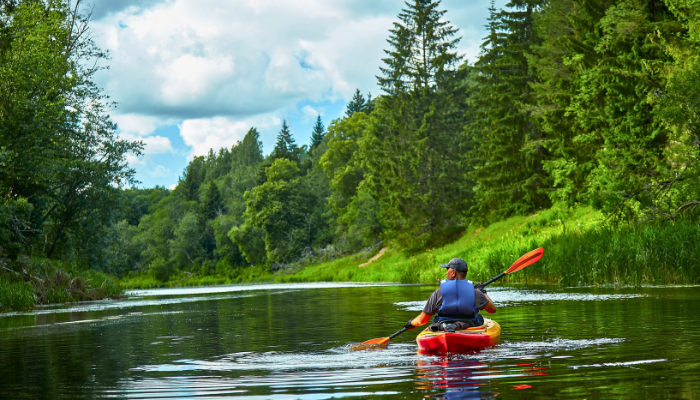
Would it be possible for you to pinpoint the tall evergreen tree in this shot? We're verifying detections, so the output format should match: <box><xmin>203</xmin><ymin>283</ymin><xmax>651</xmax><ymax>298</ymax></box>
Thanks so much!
<box><xmin>465</xmin><ymin>0</ymin><xmax>549</xmax><ymax>223</ymax></box>
<box><xmin>201</xmin><ymin>182</ymin><xmax>223</xmax><ymax>220</ymax></box>
<box><xmin>181</xmin><ymin>156</ymin><xmax>205</xmax><ymax>202</ymax></box>
<box><xmin>365</xmin><ymin>92</ymin><xmax>376</xmax><ymax>114</ymax></box>
<box><xmin>377</xmin><ymin>0</ymin><xmax>462</xmax><ymax>94</ymax></box>
<box><xmin>345</xmin><ymin>89</ymin><xmax>367</xmax><ymax>117</ymax></box>
<box><xmin>310</xmin><ymin>115</ymin><xmax>325</xmax><ymax>149</ymax></box>
<box><xmin>270</xmin><ymin>120</ymin><xmax>300</xmax><ymax>163</ymax></box>
<box><xmin>364</xmin><ymin>0</ymin><xmax>468</xmax><ymax>248</ymax></box>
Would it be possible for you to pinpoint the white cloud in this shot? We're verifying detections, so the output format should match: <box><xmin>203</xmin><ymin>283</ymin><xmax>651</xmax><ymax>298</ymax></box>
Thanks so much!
<box><xmin>179</xmin><ymin>115</ymin><xmax>280</xmax><ymax>158</ymax></box>
<box><xmin>90</xmin><ymin>0</ymin><xmax>510</xmax><ymax>186</ymax></box>
<box><xmin>92</xmin><ymin>0</ymin><xmax>399</xmax><ymax>119</ymax></box>
<box><xmin>141</xmin><ymin>136</ymin><xmax>173</xmax><ymax>154</ymax></box>
<box><xmin>301</xmin><ymin>105</ymin><xmax>319</xmax><ymax>123</ymax></box>
<box><xmin>125</xmin><ymin>153</ymin><xmax>145</xmax><ymax>166</ymax></box>
<box><xmin>149</xmin><ymin>165</ymin><xmax>170</xmax><ymax>178</ymax></box>
<box><xmin>113</xmin><ymin>114</ymin><xmax>160</xmax><ymax>136</ymax></box>
<box><xmin>158</xmin><ymin>54</ymin><xmax>235</xmax><ymax>103</ymax></box>
<box><xmin>169</xmin><ymin>183</ymin><xmax>178</xmax><ymax>190</ymax></box>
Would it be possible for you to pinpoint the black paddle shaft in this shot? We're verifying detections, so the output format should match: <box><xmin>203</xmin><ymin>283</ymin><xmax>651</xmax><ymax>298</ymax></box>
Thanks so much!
<box><xmin>389</xmin><ymin>327</ymin><xmax>408</xmax><ymax>339</ymax></box>
<box><xmin>476</xmin><ymin>272</ymin><xmax>506</xmax><ymax>290</ymax></box>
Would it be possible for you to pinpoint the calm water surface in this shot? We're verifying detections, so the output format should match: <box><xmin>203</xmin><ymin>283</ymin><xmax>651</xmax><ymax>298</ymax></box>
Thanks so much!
<box><xmin>1</xmin><ymin>282</ymin><xmax>698</xmax><ymax>399</ymax></box>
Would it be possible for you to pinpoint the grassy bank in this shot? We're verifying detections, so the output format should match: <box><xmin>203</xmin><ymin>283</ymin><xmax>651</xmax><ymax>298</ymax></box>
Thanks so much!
<box><xmin>0</xmin><ymin>259</ymin><xmax>123</xmax><ymax>310</ymax></box>
<box><xmin>119</xmin><ymin>205</ymin><xmax>700</xmax><ymax>290</ymax></box>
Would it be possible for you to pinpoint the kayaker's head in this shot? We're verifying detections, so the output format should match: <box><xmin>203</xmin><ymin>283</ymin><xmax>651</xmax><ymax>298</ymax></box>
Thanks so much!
<box><xmin>440</xmin><ymin>258</ymin><xmax>468</xmax><ymax>280</ymax></box>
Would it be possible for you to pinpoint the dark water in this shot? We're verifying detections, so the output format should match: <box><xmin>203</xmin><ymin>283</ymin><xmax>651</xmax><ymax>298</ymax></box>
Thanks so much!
<box><xmin>1</xmin><ymin>282</ymin><xmax>698</xmax><ymax>399</ymax></box>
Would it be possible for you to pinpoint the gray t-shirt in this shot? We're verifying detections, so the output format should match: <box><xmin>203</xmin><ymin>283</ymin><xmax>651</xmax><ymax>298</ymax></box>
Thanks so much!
<box><xmin>422</xmin><ymin>282</ymin><xmax>490</xmax><ymax>315</ymax></box>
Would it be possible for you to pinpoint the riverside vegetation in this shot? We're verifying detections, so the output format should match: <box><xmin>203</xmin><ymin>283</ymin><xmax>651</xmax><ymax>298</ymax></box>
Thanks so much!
<box><xmin>3</xmin><ymin>0</ymin><xmax>700</xmax><ymax>308</ymax></box>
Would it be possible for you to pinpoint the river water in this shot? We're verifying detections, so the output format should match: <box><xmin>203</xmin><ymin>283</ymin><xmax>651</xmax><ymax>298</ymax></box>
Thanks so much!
<box><xmin>0</xmin><ymin>283</ymin><xmax>698</xmax><ymax>399</ymax></box>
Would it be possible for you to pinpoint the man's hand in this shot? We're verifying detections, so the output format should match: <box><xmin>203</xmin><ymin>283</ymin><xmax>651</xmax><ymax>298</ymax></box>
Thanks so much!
<box><xmin>404</xmin><ymin>320</ymin><xmax>416</xmax><ymax>330</ymax></box>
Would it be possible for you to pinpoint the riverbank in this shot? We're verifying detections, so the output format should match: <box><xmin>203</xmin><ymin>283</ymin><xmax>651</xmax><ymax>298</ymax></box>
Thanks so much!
<box><xmin>120</xmin><ymin>205</ymin><xmax>700</xmax><ymax>290</ymax></box>
<box><xmin>6</xmin><ymin>205</ymin><xmax>696</xmax><ymax>308</ymax></box>
<box><xmin>0</xmin><ymin>259</ymin><xmax>123</xmax><ymax>310</ymax></box>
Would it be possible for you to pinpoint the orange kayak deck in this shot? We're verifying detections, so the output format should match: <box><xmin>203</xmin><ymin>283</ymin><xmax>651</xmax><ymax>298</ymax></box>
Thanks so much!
<box><xmin>416</xmin><ymin>318</ymin><xmax>501</xmax><ymax>353</ymax></box>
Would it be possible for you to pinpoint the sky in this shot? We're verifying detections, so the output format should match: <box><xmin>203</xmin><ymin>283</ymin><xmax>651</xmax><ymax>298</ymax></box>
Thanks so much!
<box><xmin>90</xmin><ymin>0</ymin><xmax>509</xmax><ymax>189</ymax></box>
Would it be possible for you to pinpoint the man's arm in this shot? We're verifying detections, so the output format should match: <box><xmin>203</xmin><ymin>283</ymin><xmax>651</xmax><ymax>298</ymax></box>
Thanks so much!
<box><xmin>405</xmin><ymin>289</ymin><xmax>440</xmax><ymax>329</ymax></box>
<box><xmin>480</xmin><ymin>291</ymin><xmax>496</xmax><ymax>314</ymax></box>
<box><xmin>408</xmin><ymin>312</ymin><xmax>432</xmax><ymax>328</ymax></box>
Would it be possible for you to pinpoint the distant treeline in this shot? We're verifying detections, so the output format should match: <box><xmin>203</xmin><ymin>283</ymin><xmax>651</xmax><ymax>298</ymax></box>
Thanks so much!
<box><xmin>2</xmin><ymin>0</ymin><xmax>700</xmax><ymax>283</ymax></box>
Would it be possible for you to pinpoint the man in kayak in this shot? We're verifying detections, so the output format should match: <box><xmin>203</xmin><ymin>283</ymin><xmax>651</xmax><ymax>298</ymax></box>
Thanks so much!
<box><xmin>404</xmin><ymin>258</ymin><xmax>496</xmax><ymax>331</ymax></box>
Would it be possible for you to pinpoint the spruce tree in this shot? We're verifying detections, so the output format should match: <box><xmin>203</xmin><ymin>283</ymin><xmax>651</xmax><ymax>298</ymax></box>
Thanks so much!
<box><xmin>270</xmin><ymin>120</ymin><xmax>300</xmax><ymax>163</ymax></box>
<box><xmin>465</xmin><ymin>0</ymin><xmax>549</xmax><ymax>223</ymax></box>
<box><xmin>181</xmin><ymin>157</ymin><xmax>205</xmax><ymax>202</ymax></box>
<box><xmin>201</xmin><ymin>182</ymin><xmax>223</xmax><ymax>220</ymax></box>
<box><xmin>364</xmin><ymin>92</ymin><xmax>375</xmax><ymax>114</ymax></box>
<box><xmin>345</xmin><ymin>89</ymin><xmax>367</xmax><ymax>117</ymax></box>
<box><xmin>310</xmin><ymin>115</ymin><xmax>325</xmax><ymax>149</ymax></box>
<box><xmin>377</xmin><ymin>0</ymin><xmax>462</xmax><ymax>94</ymax></box>
<box><xmin>364</xmin><ymin>0</ymin><xmax>468</xmax><ymax>248</ymax></box>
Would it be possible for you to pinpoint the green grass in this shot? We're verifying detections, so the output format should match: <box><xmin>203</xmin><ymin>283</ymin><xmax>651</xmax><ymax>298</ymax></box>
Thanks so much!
<box><xmin>120</xmin><ymin>266</ymin><xmax>274</xmax><ymax>289</ymax></box>
<box><xmin>275</xmin><ymin>205</ymin><xmax>603</xmax><ymax>285</ymax></box>
<box><xmin>0</xmin><ymin>278</ymin><xmax>37</xmax><ymax>310</ymax></box>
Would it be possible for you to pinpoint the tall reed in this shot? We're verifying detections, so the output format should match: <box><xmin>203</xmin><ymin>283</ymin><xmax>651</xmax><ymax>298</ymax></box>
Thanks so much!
<box><xmin>481</xmin><ymin>219</ymin><xmax>700</xmax><ymax>286</ymax></box>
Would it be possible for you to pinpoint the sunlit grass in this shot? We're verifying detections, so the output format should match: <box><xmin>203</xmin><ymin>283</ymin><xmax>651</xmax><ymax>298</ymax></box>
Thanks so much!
<box><xmin>279</xmin><ymin>205</ymin><xmax>603</xmax><ymax>285</ymax></box>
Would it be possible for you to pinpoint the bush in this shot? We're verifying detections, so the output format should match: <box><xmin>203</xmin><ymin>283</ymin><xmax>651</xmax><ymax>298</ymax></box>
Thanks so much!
<box><xmin>149</xmin><ymin>257</ymin><xmax>175</xmax><ymax>282</ymax></box>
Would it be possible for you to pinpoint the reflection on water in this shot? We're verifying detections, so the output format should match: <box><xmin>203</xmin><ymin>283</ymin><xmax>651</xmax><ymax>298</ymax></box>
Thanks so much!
<box><xmin>0</xmin><ymin>283</ymin><xmax>698</xmax><ymax>399</ymax></box>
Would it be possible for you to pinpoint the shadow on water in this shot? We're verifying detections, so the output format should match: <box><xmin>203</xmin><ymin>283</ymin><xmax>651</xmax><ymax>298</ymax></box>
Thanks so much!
<box><xmin>0</xmin><ymin>283</ymin><xmax>698</xmax><ymax>399</ymax></box>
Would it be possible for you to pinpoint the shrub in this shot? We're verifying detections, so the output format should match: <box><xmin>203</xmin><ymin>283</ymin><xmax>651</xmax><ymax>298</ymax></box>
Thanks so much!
<box><xmin>149</xmin><ymin>257</ymin><xmax>175</xmax><ymax>282</ymax></box>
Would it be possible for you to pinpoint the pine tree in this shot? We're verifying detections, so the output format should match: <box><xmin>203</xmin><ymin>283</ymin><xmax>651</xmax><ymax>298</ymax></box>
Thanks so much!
<box><xmin>345</xmin><ymin>89</ymin><xmax>366</xmax><ymax>117</ymax></box>
<box><xmin>364</xmin><ymin>0</ymin><xmax>468</xmax><ymax>248</ymax></box>
<box><xmin>270</xmin><ymin>120</ymin><xmax>300</xmax><ymax>163</ymax></box>
<box><xmin>201</xmin><ymin>181</ymin><xmax>223</xmax><ymax>220</ymax></box>
<box><xmin>365</xmin><ymin>92</ymin><xmax>375</xmax><ymax>114</ymax></box>
<box><xmin>181</xmin><ymin>156</ymin><xmax>205</xmax><ymax>202</ymax></box>
<box><xmin>310</xmin><ymin>115</ymin><xmax>325</xmax><ymax>149</ymax></box>
<box><xmin>465</xmin><ymin>0</ymin><xmax>549</xmax><ymax>223</ymax></box>
<box><xmin>377</xmin><ymin>0</ymin><xmax>462</xmax><ymax>94</ymax></box>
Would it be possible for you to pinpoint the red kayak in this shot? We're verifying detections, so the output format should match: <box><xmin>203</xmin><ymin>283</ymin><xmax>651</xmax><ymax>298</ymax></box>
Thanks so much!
<box><xmin>416</xmin><ymin>318</ymin><xmax>501</xmax><ymax>353</ymax></box>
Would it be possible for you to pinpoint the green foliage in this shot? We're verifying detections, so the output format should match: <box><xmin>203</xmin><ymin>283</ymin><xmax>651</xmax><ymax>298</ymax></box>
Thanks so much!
<box><xmin>0</xmin><ymin>0</ymin><xmax>141</xmax><ymax>267</ymax></box>
<box><xmin>466</xmin><ymin>0</ymin><xmax>550</xmax><ymax>224</ymax></box>
<box><xmin>320</xmin><ymin>113</ymin><xmax>369</xmax><ymax>216</ymax></box>
<box><xmin>338</xmin><ymin>185</ymin><xmax>382</xmax><ymax>251</ymax></box>
<box><xmin>243</xmin><ymin>159</ymin><xmax>318</xmax><ymax>265</ymax></box>
<box><xmin>0</xmin><ymin>277</ymin><xmax>36</xmax><ymax>309</ymax></box>
<box><xmin>22</xmin><ymin>0</ymin><xmax>700</xmax><ymax>290</ymax></box>
<box><xmin>0</xmin><ymin>197</ymin><xmax>33</xmax><ymax>259</ymax></box>
<box><xmin>362</xmin><ymin>85</ymin><xmax>470</xmax><ymax>249</ymax></box>
<box><xmin>149</xmin><ymin>257</ymin><xmax>175</xmax><ymax>283</ymax></box>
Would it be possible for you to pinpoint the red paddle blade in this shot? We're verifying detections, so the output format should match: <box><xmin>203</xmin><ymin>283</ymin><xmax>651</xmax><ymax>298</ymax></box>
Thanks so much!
<box><xmin>349</xmin><ymin>337</ymin><xmax>390</xmax><ymax>351</ymax></box>
<box><xmin>506</xmin><ymin>248</ymin><xmax>544</xmax><ymax>274</ymax></box>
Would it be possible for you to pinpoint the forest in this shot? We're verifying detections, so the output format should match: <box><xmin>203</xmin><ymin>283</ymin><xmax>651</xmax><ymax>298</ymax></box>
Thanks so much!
<box><xmin>2</xmin><ymin>0</ymin><xmax>700</xmax><ymax>303</ymax></box>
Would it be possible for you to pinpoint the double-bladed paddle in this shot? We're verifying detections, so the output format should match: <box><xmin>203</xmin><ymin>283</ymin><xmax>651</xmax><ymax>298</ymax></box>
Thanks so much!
<box><xmin>350</xmin><ymin>247</ymin><xmax>544</xmax><ymax>351</ymax></box>
<box><xmin>475</xmin><ymin>247</ymin><xmax>544</xmax><ymax>291</ymax></box>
